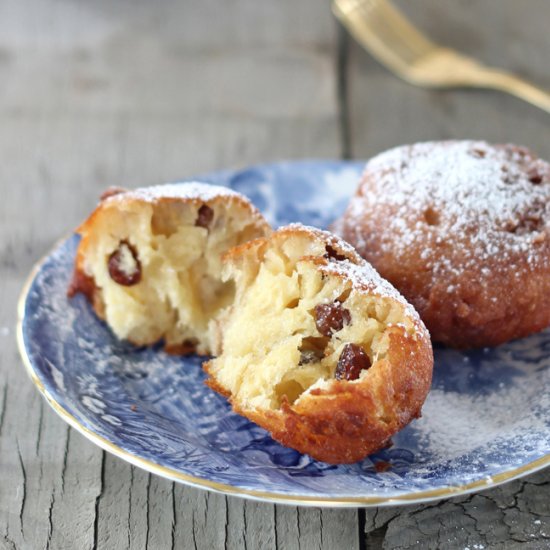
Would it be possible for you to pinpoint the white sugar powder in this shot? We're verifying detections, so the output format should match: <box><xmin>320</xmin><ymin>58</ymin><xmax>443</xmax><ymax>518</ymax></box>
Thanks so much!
<box><xmin>414</xmin><ymin>367</ymin><xmax>550</xmax><ymax>461</ymax></box>
<box><xmin>112</xmin><ymin>182</ymin><xmax>242</xmax><ymax>203</ymax></box>
<box><xmin>342</xmin><ymin>141</ymin><xmax>550</xmax><ymax>278</ymax></box>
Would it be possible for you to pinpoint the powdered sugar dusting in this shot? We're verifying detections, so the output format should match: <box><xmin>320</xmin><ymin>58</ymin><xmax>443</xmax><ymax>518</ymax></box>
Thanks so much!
<box><xmin>110</xmin><ymin>182</ymin><xmax>242</xmax><ymax>204</ymax></box>
<box><xmin>20</xmin><ymin>161</ymin><xmax>550</xmax><ymax>501</ymax></box>
<box><xmin>347</xmin><ymin>141</ymin><xmax>550</xmax><ymax>277</ymax></box>
<box><xmin>415</xmin><ymin>365</ymin><xmax>550</xmax><ymax>463</ymax></box>
<box><xmin>280</xmin><ymin>223</ymin><xmax>428</xmax><ymax>336</ymax></box>
<box><xmin>324</xmin><ymin>253</ymin><xmax>414</xmax><ymax>308</ymax></box>
<box><xmin>283</xmin><ymin>222</ymin><xmax>361</xmax><ymax>261</ymax></box>
<box><xmin>282</xmin><ymin>223</ymin><xmax>427</xmax><ymax>334</ymax></box>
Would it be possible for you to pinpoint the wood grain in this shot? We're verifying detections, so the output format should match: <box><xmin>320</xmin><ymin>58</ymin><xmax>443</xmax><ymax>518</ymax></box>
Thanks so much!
<box><xmin>362</xmin><ymin>470</ymin><xmax>550</xmax><ymax>548</ymax></box>
<box><xmin>346</xmin><ymin>0</ymin><xmax>550</xmax><ymax>159</ymax></box>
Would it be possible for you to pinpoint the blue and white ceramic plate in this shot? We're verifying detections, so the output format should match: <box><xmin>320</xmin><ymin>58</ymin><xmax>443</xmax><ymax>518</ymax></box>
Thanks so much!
<box><xmin>18</xmin><ymin>161</ymin><xmax>550</xmax><ymax>507</ymax></box>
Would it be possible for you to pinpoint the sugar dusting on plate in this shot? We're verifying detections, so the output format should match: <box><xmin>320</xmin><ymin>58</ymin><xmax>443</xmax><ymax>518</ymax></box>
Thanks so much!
<box><xmin>414</xmin><ymin>365</ymin><xmax>550</xmax><ymax>463</ymax></box>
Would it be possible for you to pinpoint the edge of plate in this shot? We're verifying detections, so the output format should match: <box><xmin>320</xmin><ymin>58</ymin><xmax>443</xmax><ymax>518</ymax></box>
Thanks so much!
<box><xmin>16</xmin><ymin>231</ymin><xmax>550</xmax><ymax>509</ymax></box>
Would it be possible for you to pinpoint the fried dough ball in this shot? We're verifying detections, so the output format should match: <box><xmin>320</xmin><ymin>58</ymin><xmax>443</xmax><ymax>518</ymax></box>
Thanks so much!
<box><xmin>69</xmin><ymin>183</ymin><xmax>271</xmax><ymax>354</ymax></box>
<box><xmin>204</xmin><ymin>224</ymin><xmax>433</xmax><ymax>464</ymax></box>
<box><xmin>334</xmin><ymin>141</ymin><xmax>550</xmax><ymax>348</ymax></box>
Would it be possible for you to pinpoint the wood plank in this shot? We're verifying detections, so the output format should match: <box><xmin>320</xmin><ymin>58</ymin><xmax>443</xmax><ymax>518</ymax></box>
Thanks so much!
<box><xmin>363</xmin><ymin>470</ymin><xmax>550</xmax><ymax>548</ymax></box>
<box><xmin>346</xmin><ymin>1</ymin><xmax>550</xmax><ymax>547</ymax></box>
<box><xmin>0</xmin><ymin>0</ymin><xmax>363</xmax><ymax>548</ymax></box>
<box><xmin>346</xmin><ymin>0</ymin><xmax>550</xmax><ymax>159</ymax></box>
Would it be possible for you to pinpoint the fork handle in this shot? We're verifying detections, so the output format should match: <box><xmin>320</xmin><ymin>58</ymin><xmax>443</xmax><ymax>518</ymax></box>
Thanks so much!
<box><xmin>473</xmin><ymin>69</ymin><xmax>550</xmax><ymax>114</ymax></box>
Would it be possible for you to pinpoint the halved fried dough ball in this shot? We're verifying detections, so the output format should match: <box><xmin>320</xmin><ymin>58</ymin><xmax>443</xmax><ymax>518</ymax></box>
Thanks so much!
<box><xmin>204</xmin><ymin>224</ymin><xmax>433</xmax><ymax>464</ymax></box>
<box><xmin>69</xmin><ymin>183</ymin><xmax>271</xmax><ymax>354</ymax></box>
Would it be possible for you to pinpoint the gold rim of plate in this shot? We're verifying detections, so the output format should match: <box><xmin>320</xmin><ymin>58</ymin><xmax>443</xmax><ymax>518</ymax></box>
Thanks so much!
<box><xmin>16</xmin><ymin>239</ymin><xmax>550</xmax><ymax>508</ymax></box>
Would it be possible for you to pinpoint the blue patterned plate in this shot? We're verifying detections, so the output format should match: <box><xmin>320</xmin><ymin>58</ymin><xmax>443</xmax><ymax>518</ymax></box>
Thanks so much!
<box><xmin>18</xmin><ymin>161</ymin><xmax>550</xmax><ymax>507</ymax></box>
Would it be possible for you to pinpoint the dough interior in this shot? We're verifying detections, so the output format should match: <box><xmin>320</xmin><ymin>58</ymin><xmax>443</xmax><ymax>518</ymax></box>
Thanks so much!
<box><xmin>79</xmin><ymin>197</ymin><xmax>267</xmax><ymax>353</ymax></box>
<box><xmin>208</xmin><ymin>233</ymin><xmax>412</xmax><ymax>410</ymax></box>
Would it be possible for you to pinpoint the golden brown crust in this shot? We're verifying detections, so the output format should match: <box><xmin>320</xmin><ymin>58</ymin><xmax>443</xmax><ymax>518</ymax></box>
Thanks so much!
<box><xmin>203</xmin><ymin>362</ymin><xmax>235</xmax><ymax>399</ymax></box>
<box><xmin>99</xmin><ymin>186</ymin><xmax>128</xmax><ymax>201</ymax></box>
<box><xmin>67</xmin><ymin>266</ymin><xmax>106</xmax><ymax>318</ymax></box>
<box><xmin>75</xmin><ymin>184</ymin><xmax>269</xmax><ymax>250</ymax></box>
<box><xmin>203</xmin><ymin>225</ymin><xmax>434</xmax><ymax>464</ymax></box>
<box><xmin>164</xmin><ymin>340</ymin><xmax>207</xmax><ymax>356</ymax></box>
<box><xmin>67</xmin><ymin>267</ymin><xmax>96</xmax><ymax>301</ymax></box>
<box><xmin>334</xmin><ymin>141</ymin><xmax>550</xmax><ymax>348</ymax></box>
<box><xmin>229</xmin><ymin>327</ymin><xmax>432</xmax><ymax>464</ymax></box>
<box><xmin>222</xmin><ymin>223</ymin><xmax>363</xmax><ymax>266</ymax></box>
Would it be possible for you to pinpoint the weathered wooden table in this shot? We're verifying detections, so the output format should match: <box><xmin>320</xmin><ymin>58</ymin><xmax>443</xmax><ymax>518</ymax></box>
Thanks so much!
<box><xmin>1</xmin><ymin>1</ymin><xmax>549</xmax><ymax>548</ymax></box>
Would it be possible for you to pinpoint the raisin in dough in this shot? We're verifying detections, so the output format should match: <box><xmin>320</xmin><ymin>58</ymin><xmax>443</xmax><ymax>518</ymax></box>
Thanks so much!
<box><xmin>69</xmin><ymin>183</ymin><xmax>271</xmax><ymax>354</ymax></box>
<box><xmin>204</xmin><ymin>224</ymin><xmax>433</xmax><ymax>464</ymax></box>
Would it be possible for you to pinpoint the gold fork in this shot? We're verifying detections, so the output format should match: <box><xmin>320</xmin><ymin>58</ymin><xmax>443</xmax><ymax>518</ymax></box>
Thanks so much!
<box><xmin>333</xmin><ymin>0</ymin><xmax>550</xmax><ymax>114</ymax></box>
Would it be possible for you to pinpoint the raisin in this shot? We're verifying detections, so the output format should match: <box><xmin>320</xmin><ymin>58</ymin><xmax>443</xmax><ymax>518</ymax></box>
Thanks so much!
<box><xmin>527</xmin><ymin>168</ymin><xmax>543</xmax><ymax>184</ymax></box>
<box><xmin>324</xmin><ymin>244</ymin><xmax>347</xmax><ymax>262</ymax></box>
<box><xmin>423</xmin><ymin>207</ymin><xmax>440</xmax><ymax>226</ymax></box>
<box><xmin>107</xmin><ymin>240</ymin><xmax>141</xmax><ymax>286</ymax></box>
<box><xmin>195</xmin><ymin>204</ymin><xmax>214</xmax><ymax>228</ymax></box>
<box><xmin>314</xmin><ymin>303</ymin><xmax>351</xmax><ymax>336</ymax></box>
<box><xmin>470</xmin><ymin>148</ymin><xmax>486</xmax><ymax>158</ymax></box>
<box><xmin>335</xmin><ymin>343</ymin><xmax>371</xmax><ymax>381</ymax></box>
